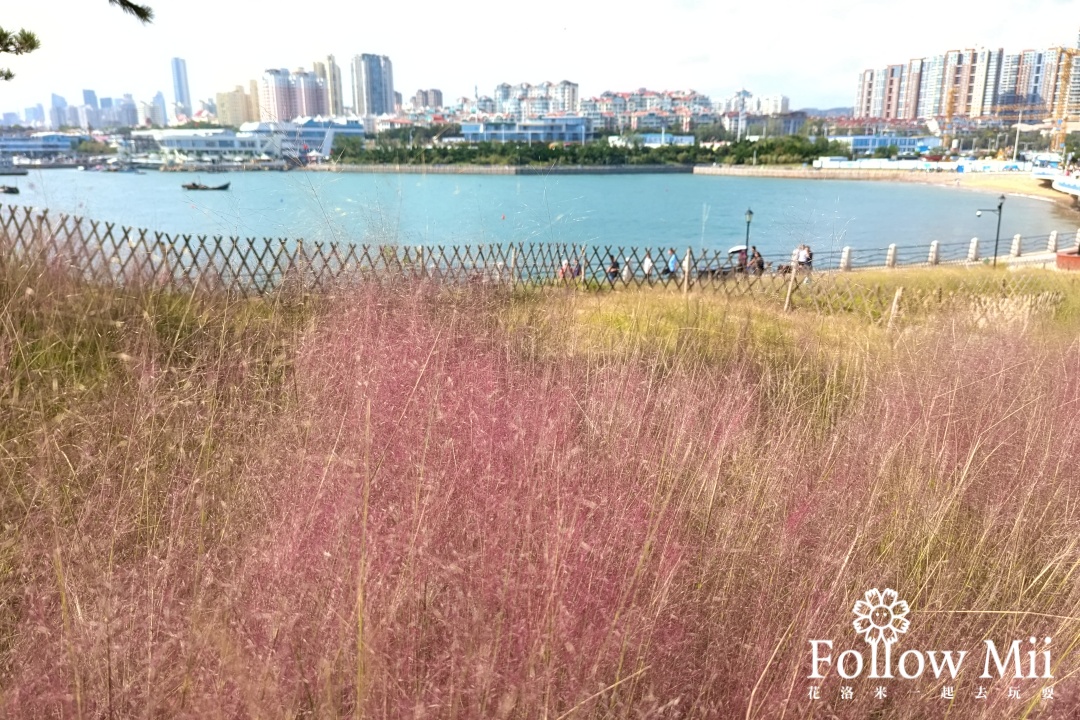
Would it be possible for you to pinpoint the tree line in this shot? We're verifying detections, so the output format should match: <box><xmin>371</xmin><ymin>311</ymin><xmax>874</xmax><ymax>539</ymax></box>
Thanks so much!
<box><xmin>332</xmin><ymin>134</ymin><xmax>854</xmax><ymax>167</ymax></box>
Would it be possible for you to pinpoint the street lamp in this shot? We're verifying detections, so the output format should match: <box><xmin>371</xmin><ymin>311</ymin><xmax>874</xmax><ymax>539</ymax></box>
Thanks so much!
<box><xmin>976</xmin><ymin>194</ymin><xmax>1006</xmax><ymax>267</ymax></box>
<box><xmin>745</xmin><ymin>208</ymin><xmax>754</xmax><ymax>245</ymax></box>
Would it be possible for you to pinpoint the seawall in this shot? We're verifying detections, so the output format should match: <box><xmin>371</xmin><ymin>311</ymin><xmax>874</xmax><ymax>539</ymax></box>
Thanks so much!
<box><xmin>693</xmin><ymin>166</ymin><xmax>954</xmax><ymax>181</ymax></box>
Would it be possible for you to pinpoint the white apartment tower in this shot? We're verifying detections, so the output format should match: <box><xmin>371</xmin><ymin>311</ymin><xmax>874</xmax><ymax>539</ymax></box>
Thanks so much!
<box><xmin>554</xmin><ymin>80</ymin><xmax>579</xmax><ymax>113</ymax></box>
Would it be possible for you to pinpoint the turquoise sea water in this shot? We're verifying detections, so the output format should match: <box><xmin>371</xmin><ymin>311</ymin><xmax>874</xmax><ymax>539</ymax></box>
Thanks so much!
<box><xmin>5</xmin><ymin>169</ymin><xmax>1076</xmax><ymax>263</ymax></box>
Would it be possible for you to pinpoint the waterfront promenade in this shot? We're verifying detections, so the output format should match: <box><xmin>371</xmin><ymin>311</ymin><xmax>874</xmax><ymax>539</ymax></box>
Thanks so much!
<box><xmin>2</xmin><ymin>203</ymin><xmax>1076</xmax><ymax>301</ymax></box>
<box><xmin>693</xmin><ymin>165</ymin><xmax>1076</xmax><ymax>206</ymax></box>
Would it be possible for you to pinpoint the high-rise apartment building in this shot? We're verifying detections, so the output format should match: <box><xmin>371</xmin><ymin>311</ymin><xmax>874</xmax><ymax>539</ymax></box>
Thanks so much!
<box><xmin>82</xmin><ymin>90</ymin><xmax>99</xmax><ymax>110</ymax></box>
<box><xmin>854</xmin><ymin>70</ymin><xmax>875</xmax><ymax>118</ymax></box>
<box><xmin>257</xmin><ymin>68</ymin><xmax>329</xmax><ymax>122</ymax></box>
<box><xmin>940</xmin><ymin>50</ymin><xmax>980</xmax><ymax>119</ymax></box>
<box><xmin>969</xmin><ymin>48</ymin><xmax>1002</xmax><ymax>117</ymax></box>
<box><xmin>24</xmin><ymin>105</ymin><xmax>45</xmax><ymax>127</ymax></box>
<box><xmin>554</xmin><ymin>80</ymin><xmax>579</xmax><ymax>114</ymax></box>
<box><xmin>216</xmin><ymin>85</ymin><xmax>255</xmax><ymax>127</ymax></box>
<box><xmin>171</xmin><ymin>57</ymin><xmax>192</xmax><ymax>119</ymax></box>
<box><xmin>49</xmin><ymin>94</ymin><xmax>67</xmax><ymax>129</ymax></box>
<box><xmin>915</xmin><ymin>54</ymin><xmax>946</xmax><ymax>118</ymax></box>
<box><xmin>1041</xmin><ymin>47</ymin><xmax>1080</xmax><ymax>120</ymax></box>
<box><xmin>119</xmin><ymin>95</ymin><xmax>139</xmax><ymax>127</ymax></box>
<box><xmin>855</xmin><ymin>32</ymin><xmax>1080</xmax><ymax>121</ymax></box>
<box><xmin>248</xmin><ymin>80</ymin><xmax>261</xmax><ymax>122</ymax></box>
<box><xmin>897</xmin><ymin>59</ymin><xmax>922</xmax><ymax>119</ymax></box>
<box><xmin>144</xmin><ymin>92</ymin><xmax>168</xmax><ymax>126</ymax></box>
<box><xmin>413</xmin><ymin>89</ymin><xmax>444</xmax><ymax>109</ymax></box>
<box><xmin>997</xmin><ymin>53</ymin><xmax>1020</xmax><ymax>107</ymax></box>
<box><xmin>291</xmin><ymin>69</ymin><xmax>328</xmax><ymax>117</ymax></box>
<box><xmin>757</xmin><ymin>94</ymin><xmax>791</xmax><ymax>116</ymax></box>
<box><xmin>351</xmin><ymin>54</ymin><xmax>394</xmax><ymax>116</ymax></box>
<box><xmin>260</xmin><ymin>69</ymin><xmax>294</xmax><ymax>122</ymax></box>
<box><xmin>314</xmin><ymin>55</ymin><xmax>344</xmax><ymax>116</ymax></box>
<box><xmin>1016</xmin><ymin>50</ymin><xmax>1045</xmax><ymax>106</ymax></box>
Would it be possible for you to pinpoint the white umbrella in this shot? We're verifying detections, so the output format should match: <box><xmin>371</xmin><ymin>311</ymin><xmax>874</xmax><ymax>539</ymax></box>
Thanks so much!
<box><xmin>727</xmin><ymin>245</ymin><xmax>748</xmax><ymax>254</ymax></box>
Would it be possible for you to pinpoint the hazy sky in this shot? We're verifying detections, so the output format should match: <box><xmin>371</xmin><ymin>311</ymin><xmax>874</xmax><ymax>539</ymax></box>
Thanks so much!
<box><xmin>2</xmin><ymin>0</ymin><xmax>1078</xmax><ymax>114</ymax></box>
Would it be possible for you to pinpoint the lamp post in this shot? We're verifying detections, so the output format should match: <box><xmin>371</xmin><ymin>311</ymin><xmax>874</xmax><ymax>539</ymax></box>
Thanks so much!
<box><xmin>976</xmin><ymin>194</ymin><xmax>1006</xmax><ymax>267</ymax></box>
<box><xmin>745</xmin><ymin>208</ymin><xmax>754</xmax><ymax>245</ymax></box>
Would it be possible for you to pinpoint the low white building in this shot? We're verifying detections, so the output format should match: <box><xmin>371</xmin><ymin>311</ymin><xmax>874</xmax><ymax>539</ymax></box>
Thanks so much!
<box><xmin>128</xmin><ymin>117</ymin><xmax>365</xmax><ymax>162</ymax></box>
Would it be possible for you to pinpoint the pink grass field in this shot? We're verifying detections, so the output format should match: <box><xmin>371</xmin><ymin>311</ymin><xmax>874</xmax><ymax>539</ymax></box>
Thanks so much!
<box><xmin>3</xmin><ymin>278</ymin><xmax>1080</xmax><ymax>719</ymax></box>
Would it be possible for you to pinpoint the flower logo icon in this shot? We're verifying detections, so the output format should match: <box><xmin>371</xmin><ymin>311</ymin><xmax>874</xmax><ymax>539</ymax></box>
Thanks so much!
<box><xmin>853</xmin><ymin>588</ymin><xmax>910</xmax><ymax>645</ymax></box>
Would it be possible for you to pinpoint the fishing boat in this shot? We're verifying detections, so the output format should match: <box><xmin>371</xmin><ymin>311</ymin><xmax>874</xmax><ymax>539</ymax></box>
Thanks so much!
<box><xmin>181</xmin><ymin>181</ymin><xmax>230</xmax><ymax>191</ymax></box>
<box><xmin>0</xmin><ymin>158</ymin><xmax>29</xmax><ymax>176</ymax></box>
<box><xmin>0</xmin><ymin>185</ymin><xmax>19</xmax><ymax>195</ymax></box>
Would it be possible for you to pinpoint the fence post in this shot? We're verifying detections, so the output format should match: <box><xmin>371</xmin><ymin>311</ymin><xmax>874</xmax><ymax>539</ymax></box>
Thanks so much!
<box><xmin>683</xmin><ymin>246</ymin><xmax>692</xmax><ymax>295</ymax></box>
<box><xmin>839</xmin><ymin>246</ymin><xmax>852</xmax><ymax>271</ymax></box>
<box><xmin>510</xmin><ymin>246</ymin><xmax>517</xmax><ymax>287</ymax></box>
<box><xmin>783</xmin><ymin>265</ymin><xmax>798</xmax><ymax>312</ymax></box>
<box><xmin>928</xmin><ymin>241</ymin><xmax>939</xmax><ymax>265</ymax></box>
<box><xmin>968</xmin><ymin>237</ymin><xmax>979</xmax><ymax>262</ymax></box>
<box><xmin>417</xmin><ymin>246</ymin><xmax>425</xmax><ymax>278</ymax></box>
<box><xmin>1047</xmin><ymin>231</ymin><xmax>1058</xmax><ymax>253</ymax></box>
<box><xmin>887</xmin><ymin>286</ymin><xmax>904</xmax><ymax>330</ymax></box>
<box><xmin>1010</xmin><ymin>234</ymin><xmax>1022</xmax><ymax>257</ymax></box>
<box><xmin>886</xmin><ymin>243</ymin><xmax>897</xmax><ymax>269</ymax></box>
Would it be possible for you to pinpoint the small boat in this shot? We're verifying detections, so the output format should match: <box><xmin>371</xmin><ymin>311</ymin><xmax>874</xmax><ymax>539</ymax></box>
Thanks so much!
<box><xmin>0</xmin><ymin>185</ymin><xmax>19</xmax><ymax>195</ymax></box>
<box><xmin>182</xmin><ymin>182</ymin><xmax>230</xmax><ymax>191</ymax></box>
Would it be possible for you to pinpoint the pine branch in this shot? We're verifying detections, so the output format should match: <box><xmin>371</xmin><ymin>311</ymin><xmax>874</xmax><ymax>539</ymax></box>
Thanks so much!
<box><xmin>0</xmin><ymin>28</ymin><xmax>41</xmax><ymax>55</ymax></box>
<box><xmin>0</xmin><ymin>27</ymin><xmax>40</xmax><ymax>81</ymax></box>
<box><xmin>107</xmin><ymin>0</ymin><xmax>155</xmax><ymax>23</ymax></box>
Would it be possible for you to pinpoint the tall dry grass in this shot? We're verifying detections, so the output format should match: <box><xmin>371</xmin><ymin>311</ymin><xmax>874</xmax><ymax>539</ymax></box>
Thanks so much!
<box><xmin>2</xmin><ymin>247</ymin><xmax>1080</xmax><ymax>718</ymax></box>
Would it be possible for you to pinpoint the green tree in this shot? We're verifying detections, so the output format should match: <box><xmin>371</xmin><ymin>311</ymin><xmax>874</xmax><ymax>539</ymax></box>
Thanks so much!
<box><xmin>0</xmin><ymin>28</ymin><xmax>40</xmax><ymax>80</ymax></box>
<box><xmin>872</xmin><ymin>144</ymin><xmax>899</xmax><ymax>159</ymax></box>
<box><xmin>76</xmin><ymin>140</ymin><xmax>116</xmax><ymax>155</ymax></box>
<box><xmin>3</xmin><ymin>2</ymin><xmax>152</xmax><ymax>81</ymax></box>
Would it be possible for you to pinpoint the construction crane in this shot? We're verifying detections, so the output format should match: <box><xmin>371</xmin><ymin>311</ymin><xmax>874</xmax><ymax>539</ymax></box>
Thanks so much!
<box><xmin>940</xmin><ymin>84</ymin><xmax>957</xmax><ymax>151</ymax></box>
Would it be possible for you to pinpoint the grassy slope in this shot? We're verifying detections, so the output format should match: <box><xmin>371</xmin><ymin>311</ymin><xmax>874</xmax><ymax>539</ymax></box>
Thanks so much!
<box><xmin>3</xmin><ymin>254</ymin><xmax>1080</xmax><ymax>718</ymax></box>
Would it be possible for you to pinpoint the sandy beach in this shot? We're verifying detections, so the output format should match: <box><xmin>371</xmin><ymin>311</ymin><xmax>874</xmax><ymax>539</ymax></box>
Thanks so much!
<box><xmin>693</xmin><ymin>165</ymin><xmax>1077</xmax><ymax>210</ymax></box>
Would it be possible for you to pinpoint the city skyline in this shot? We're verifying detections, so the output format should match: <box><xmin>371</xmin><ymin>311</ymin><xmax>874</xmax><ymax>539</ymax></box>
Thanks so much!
<box><xmin>4</xmin><ymin>0</ymin><xmax>1079</xmax><ymax>115</ymax></box>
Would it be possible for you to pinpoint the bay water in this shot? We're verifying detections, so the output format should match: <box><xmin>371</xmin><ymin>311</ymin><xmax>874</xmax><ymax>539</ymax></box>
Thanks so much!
<box><xmin>7</xmin><ymin>169</ymin><xmax>1075</xmax><ymax>264</ymax></box>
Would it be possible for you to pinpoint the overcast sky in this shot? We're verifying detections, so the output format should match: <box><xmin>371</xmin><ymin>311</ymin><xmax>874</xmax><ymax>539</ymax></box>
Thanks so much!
<box><xmin>2</xmin><ymin>0</ymin><xmax>1078</xmax><ymax>114</ymax></box>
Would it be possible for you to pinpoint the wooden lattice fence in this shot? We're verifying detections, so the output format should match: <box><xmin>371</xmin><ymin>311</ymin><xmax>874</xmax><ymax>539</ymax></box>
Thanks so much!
<box><xmin>3</xmin><ymin>204</ymin><xmax>1079</xmax><ymax>325</ymax></box>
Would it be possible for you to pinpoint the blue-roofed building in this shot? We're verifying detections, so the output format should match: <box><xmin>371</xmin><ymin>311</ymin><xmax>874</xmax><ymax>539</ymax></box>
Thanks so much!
<box><xmin>0</xmin><ymin>132</ymin><xmax>86</xmax><ymax>158</ymax></box>
<box><xmin>828</xmin><ymin>135</ymin><xmax>942</xmax><ymax>155</ymax></box>
<box><xmin>460</xmin><ymin>116</ymin><xmax>592</xmax><ymax>143</ymax></box>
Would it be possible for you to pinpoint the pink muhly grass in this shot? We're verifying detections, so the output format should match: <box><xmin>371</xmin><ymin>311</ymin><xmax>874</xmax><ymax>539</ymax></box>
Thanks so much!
<box><xmin>4</xmin><ymin>277</ymin><xmax>1080</xmax><ymax>719</ymax></box>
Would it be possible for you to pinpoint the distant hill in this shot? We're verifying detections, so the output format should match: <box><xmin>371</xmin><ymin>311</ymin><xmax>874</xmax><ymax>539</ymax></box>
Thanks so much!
<box><xmin>796</xmin><ymin>107</ymin><xmax>854</xmax><ymax>118</ymax></box>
